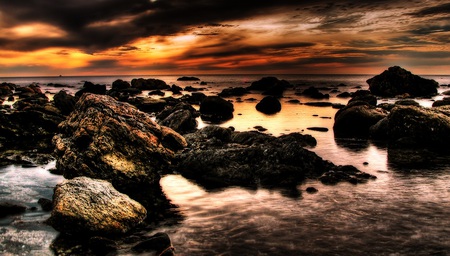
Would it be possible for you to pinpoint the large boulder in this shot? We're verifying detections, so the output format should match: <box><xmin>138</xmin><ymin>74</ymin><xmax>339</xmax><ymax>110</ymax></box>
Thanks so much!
<box><xmin>385</xmin><ymin>105</ymin><xmax>450</xmax><ymax>149</ymax></box>
<box><xmin>333</xmin><ymin>101</ymin><xmax>388</xmax><ymax>138</ymax></box>
<box><xmin>199</xmin><ymin>96</ymin><xmax>234</xmax><ymax>123</ymax></box>
<box><xmin>49</xmin><ymin>177</ymin><xmax>147</xmax><ymax>236</ymax></box>
<box><xmin>175</xmin><ymin>129</ymin><xmax>375</xmax><ymax>189</ymax></box>
<box><xmin>75</xmin><ymin>81</ymin><xmax>107</xmax><ymax>98</ymax></box>
<box><xmin>53</xmin><ymin>94</ymin><xmax>187</xmax><ymax>194</ymax></box>
<box><xmin>256</xmin><ymin>96</ymin><xmax>282</xmax><ymax>114</ymax></box>
<box><xmin>367</xmin><ymin>66</ymin><xmax>438</xmax><ymax>97</ymax></box>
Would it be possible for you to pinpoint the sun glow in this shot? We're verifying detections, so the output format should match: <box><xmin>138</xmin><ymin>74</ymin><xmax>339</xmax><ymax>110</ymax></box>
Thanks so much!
<box><xmin>11</xmin><ymin>23</ymin><xmax>67</xmax><ymax>38</ymax></box>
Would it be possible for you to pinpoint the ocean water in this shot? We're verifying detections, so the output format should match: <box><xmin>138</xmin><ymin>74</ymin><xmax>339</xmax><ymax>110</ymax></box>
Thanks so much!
<box><xmin>1</xmin><ymin>74</ymin><xmax>450</xmax><ymax>255</ymax></box>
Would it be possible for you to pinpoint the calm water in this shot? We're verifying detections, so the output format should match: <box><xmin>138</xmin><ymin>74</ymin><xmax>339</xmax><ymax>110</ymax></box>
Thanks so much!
<box><xmin>1</xmin><ymin>74</ymin><xmax>450</xmax><ymax>255</ymax></box>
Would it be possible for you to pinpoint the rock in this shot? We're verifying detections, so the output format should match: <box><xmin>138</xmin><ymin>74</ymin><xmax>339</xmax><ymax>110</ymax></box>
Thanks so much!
<box><xmin>38</xmin><ymin>198</ymin><xmax>53</xmax><ymax>211</ymax></box>
<box><xmin>287</xmin><ymin>99</ymin><xmax>301</xmax><ymax>104</ymax></box>
<box><xmin>256</xmin><ymin>96</ymin><xmax>281</xmax><ymax>114</ymax></box>
<box><xmin>182</xmin><ymin>92</ymin><xmax>207</xmax><ymax>104</ymax></box>
<box><xmin>127</xmin><ymin>97</ymin><xmax>167</xmax><ymax>113</ymax></box>
<box><xmin>53</xmin><ymin>94</ymin><xmax>187</xmax><ymax>195</ymax></box>
<box><xmin>367</xmin><ymin>66</ymin><xmax>438</xmax><ymax>97</ymax></box>
<box><xmin>395</xmin><ymin>99</ymin><xmax>420</xmax><ymax>106</ymax></box>
<box><xmin>337</xmin><ymin>92</ymin><xmax>351</xmax><ymax>98</ymax></box>
<box><xmin>88</xmin><ymin>236</ymin><xmax>118</xmax><ymax>255</ymax></box>
<box><xmin>0</xmin><ymin>201</ymin><xmax>27</xmax><ymax>217</ymax></box>
<box><xmin>49</xmin><ymin>177</ymin><xmax>147</xmax><ymax>236</ymax></box>
<box><xmin>131</xmin><ymin>78</ymin><xmax>170</xmax><ymax>90</ymax></box>
<box><xmin>332</xmin><ymin>103</ymin><xmax>346</xmax><ymax>109</ymax></box>
<box><xmin>148</xmin><ymin>90</ymin><xmax>165</xmax><ymax>96</ymax></box>
<box><xmin>307</xmin><ymin>127</ymin><xmax>329</xmax><ymax>132</ymax></box>
<box><xmin>0</xmin><ymin>102</ymin><xmax>65</xmax><ymax>152</ymax></box>
<box><xmin>300</xmin><ymin>86</ymin><xmax>329</xmax><ymax>99</ymax></box>
<box><xmin>334</xmin><ymin>101</ymin><xmax>388</xmax><ymax>138</ymax></box>
<box><xmin>184</xmin><ymin>126</ymin><xmax>233</xmax><ymax>148</ymax></box>
<box><xmin>184</xmin><ymin>86</ymin><xmax>203</xmax><ymax>92</ymax></box>
<box><xmin>306</xmin><ymin>187</ymin><xmax>318</xmax><ymax>193</ymax></box>
<box><xmin>304</xmin><ymin>102</ymin><xmax>333</xmax><ymax>107</ymax></box>
<box><xmin>247</xmin><ymin>77</ymin><xmax>291</xmax><ymax>96</ymax></box>
<box><xmin>53</xmin><ymin>90</ymin><xmax>76</xmax><ymax>115</ymax></box>
<box><xmin>0</xmin><ymin>82</ymin><xmax>15</xmax><ymax>97</ymax></box>
<box><xmin>169</xmin><ymin>84</ymin><xmax>183</xmax><ymax>95</ymax></box>
<box><xmin>319</xmin><ymin>165</ymin><xmax>376</xmax><ymax>185</ymax></box>
<box><xmin>218</xmin><ymin>87</ymin><xmax>249</xmax><ymax>97</ymax></box>
<box><xmin>75</xmin><ymin>81</ymin><xmax>107</xmax><ymax>98</ymax></box>
<box><xmin>174</xmin><ymin>131</ymin><xmax>368</xmax><ymax>189</ymax></box>
<box><xmin>112</xmin><ymin>79</ymin><xmax>131</xmax><ymax>90</ymax></box>
<box><xmin>348</xmin><ymin>90</ymin><xmax>377</xmax><ymax>106</ymax></box>
<box><xmin>432</xmin><ymin>97</ymin><xmax>450</xmax><ymax>107</ymax></box>
<box><xmin>132</xmin><ymin>232</ymin><xmax>174</xmax><ymax>255</ymax></box>
<box><xmin>156</xmin><ymin>102</ymin><xmax>198</xmax><ymax>134</ymax></box>
<box><xmin>385</xmin><ymin>105</ymin><xmax>450</xmax><ymax>149</ymax></box>
<box><xmin>199</xmin><ymin>96</ymin><xmax>234</xmax><ymax>123</ymax></box>
<box><xmin>177</xmin><ymin>76</ymin><xmax>200</xmax><ymax>81</ymax></box>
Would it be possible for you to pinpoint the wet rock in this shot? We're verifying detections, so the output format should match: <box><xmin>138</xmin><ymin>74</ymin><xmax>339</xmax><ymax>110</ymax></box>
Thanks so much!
<box><xmin>300</xmin><ymin>86</ymin><xmax>330</xmax><ymax>99</ymax></box>
<box><xmin>38</xmin><ymin>198</ymin><xmax>53</xmax><ymax>211</ymax></box>
<box><xmin>306</xmin><ymin>187</ymin><xmax>318</xmax><ymax>193</ymax></box>
<box><xmin>53</xmin><ymin>93</ymin><xmax>186</xmax><ymax>194</ymax></box>
<box><xmin>307</xmin><ymin>127</ymin><xmax>329</xmax><ymax>132</ymax></box>
<box><xmin>247</xmin><ymin>77</ymin><xmax>291</xmax><ymax>96</ymax></box>
<box><xmin>177</xmin><ymin>76</ymin><xmax>200</xmax><ymax>81</ymax></box>
<box><xmin>348</xmin><ymin>90</ymin><xmax>377</xmax><ymax>106</ymax></box>
<box><xmin>394</xmin><ymin>99</ymin><xmax>420</xmax><ymax>107</ymax></box>
<box><xmin>112</xmin><ymin>79</ymin><xmax>131</xmax><ymax>90</ymax></box>
<box><xmin>148</xmin><ymin>90</ymin><xmax>165</xmax><ymax>96</ymax></box>
<box><xmin>127</xmin><ymin>97</ymin><xmax>167</xmax><ymax>113</ymax></box>
<box><xmin>199</xmin><ymin>96</ymin><xmax>234</xmax><ymax>123</ymax></box>
<box><xmin>334</xmin><ymin>101</ymin><xmax>388</xmax><ymax>138</ymax></box>
<box><xmin>132</xmin><ymin>232</ymin><xmax>174</xmax><ymax>255</ymax></box>
<box><xmin>218</xmin><ymin>87</ymin><xmax>249</xmax><ymax>97</ymax></box>
<box><xmin>182</xmin><ymin>92</ymin><xmax>207</xmax><ymax>105</ymax></box>
<box><xmin>75</xmin><ymin>81</ymin><xmax>107</xmax><ymax>97</ymax></box>
<box><xmin>53</xmin><ymin>90</ymin><xmax>76</xmax><ymax>115</ymax></box>
<box><xmin>385</xmin><ymin>105</ymin><xmax>450</xmax><ymax>149</ymax></box>
<box><xmin>337</xmin><ymin>92</ymin><xmax>351</xmax><ymax>98</ymax></box>
<box><xmin>367</xmin><ymin>66</ymin><xmax>438</xmax><ymax>97</ymax></box>
<box><xmin>49</xmin><ymin>177</ymin><xmax>147</xmax><ymax>236</ymax></box>
<box><xmin>0</xmin><ymin>201</ymin><xmax>27</xmax><ymax>217</ymax></box>
<box><xmin>88</xmin><ymin>236</ymin><xmax>118</xmax><ymax>255</ymax></box>
<box><xmin>256</xmin><ymin>96</ymin><xmax>281</xmax><ymax>114</ymax></box>
<box><xmin>174</xmin><ymin>131</ymin><xmax>368</xmax><ymax>189</ymax></box>
<box><xmin>432</xmin><ymin>97</ymin><xmax>450</xmax><ymax>107</ymax></box>
<box><xmin>157</xmin><ymin>102</ymin><xmax>199</xmax><ymax>134</ymax></box>
<box><xmin>0</xmin><ymin>82</ymin><xmax>15</xmax><ymax>97</ymax></box>
<box><xmin>169</xmin><ymin>84</ymin><xmax>183</xmax><ymax>95</ymax></box>
<box><xmin>319</xmin><ymin>165</ymin><xmax>376</xmax><ymax>185</ymax></box>
<box><xmin>131</xmin><ymin>78</ymin><xmax>170</xmax><ymax>90</ymax></box>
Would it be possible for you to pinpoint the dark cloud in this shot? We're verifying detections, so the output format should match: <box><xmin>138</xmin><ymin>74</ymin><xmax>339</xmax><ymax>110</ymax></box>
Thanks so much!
<box><xmin>411</xmin><ymin>3</ymin><xmax>450</xmax><ymax>16</ymax></box>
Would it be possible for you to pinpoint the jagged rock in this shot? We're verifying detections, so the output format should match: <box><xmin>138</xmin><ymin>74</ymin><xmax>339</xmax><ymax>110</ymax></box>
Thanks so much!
<box><xmin>49</xmin><ymin>177</ymin><xmax>147</xmax><ymax>236</ymax></box>
<box><xmin>75</xmin><ymin>81</ymin><xmax>106</xmax><ymax>98</ymax></box>
<box><xmin>256</xmin><ymin>96</ymin><xmax>282</xmax><ymax>114</ymax></box>
<box><xmin>53</xmin><ymin>94</ymin><xmax>187</xmax><ymax>194</ymax></box>
<box><xmin>156</xmin><ymin>102</ymin><xmax>198</xmax><ymax>134</ymax></box>
<box><xmin>199</xmin><ymin>96</ymin><xmax>234</xmax><ymax>123</ymax></box>
<box><xmin>175</xmin><ymin>130</ymin><xmax>372</xmax><ymax>189</ymax></box>
<box><xmin>367</xmin><ymin>66</ymin><xmax>438</xmax><ymax>97</ymax></box>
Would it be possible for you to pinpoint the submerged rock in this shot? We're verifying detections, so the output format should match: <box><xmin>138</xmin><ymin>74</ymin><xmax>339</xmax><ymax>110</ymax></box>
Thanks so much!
<box><xmin>367</xmin><ymin>66</ymin><xmax>438</xmax><ymax>97</ymax></box>
<box><xmin>49</xmin><ymin>177</ymin><xmax>147</xmax><ymax>236</ymax></box>
<box><xmin>53</xmin><ymin>94</ymin><xmax>186</xmax><ymax>194</ymax></box>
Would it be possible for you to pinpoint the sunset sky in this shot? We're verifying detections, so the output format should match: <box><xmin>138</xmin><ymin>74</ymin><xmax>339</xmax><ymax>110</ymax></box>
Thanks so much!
<box><xmin>0</xmin><ymin>0</ymin><xmax>449</xmax><ymax>76</ymax></box>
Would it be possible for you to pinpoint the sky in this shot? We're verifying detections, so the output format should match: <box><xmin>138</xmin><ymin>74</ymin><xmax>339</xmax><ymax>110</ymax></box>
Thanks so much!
<box><xmin>0</xmin><ymin>0</ymin><xmax>449</xmax><ymax>76</ymax></box>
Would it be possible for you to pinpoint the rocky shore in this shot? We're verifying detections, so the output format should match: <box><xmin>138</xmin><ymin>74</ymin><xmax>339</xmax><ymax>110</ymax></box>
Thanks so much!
<box><xmin>1</xmin><ymin>66</ymin><xmax>445</xmax><ymax>255</ymax></box>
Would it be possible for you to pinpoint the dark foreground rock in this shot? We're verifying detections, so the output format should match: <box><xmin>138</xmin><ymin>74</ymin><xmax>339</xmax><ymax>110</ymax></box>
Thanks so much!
<box><xmin>53</xmin><ymin>93</ymin><xmax>187</xmax><ymax>198</ymax></box>
<box><xmin>156</xmin><ymin>102</ymin><xmax>199</xmax><ymax>134</ymax></box>
<box><xmin>174</xmin><ymin>127</ymin><xmax>375</xmax><ymax>189</ymax></box>
<box><xmin>367</xmin><ymin>66</ymin><xmax>438</xmax><ymax>97</ymax></box>
<box><xmin>49</xmin><ymin>177</ymin><xmax>147</xmax><ymax>236</ymax></box>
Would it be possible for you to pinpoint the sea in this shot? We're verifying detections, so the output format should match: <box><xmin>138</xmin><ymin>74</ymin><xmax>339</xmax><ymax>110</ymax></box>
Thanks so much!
<box><xmin>1</xmin><ymin>74</ymin><xmax>450</xmax><ymax>255</ymax></box>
